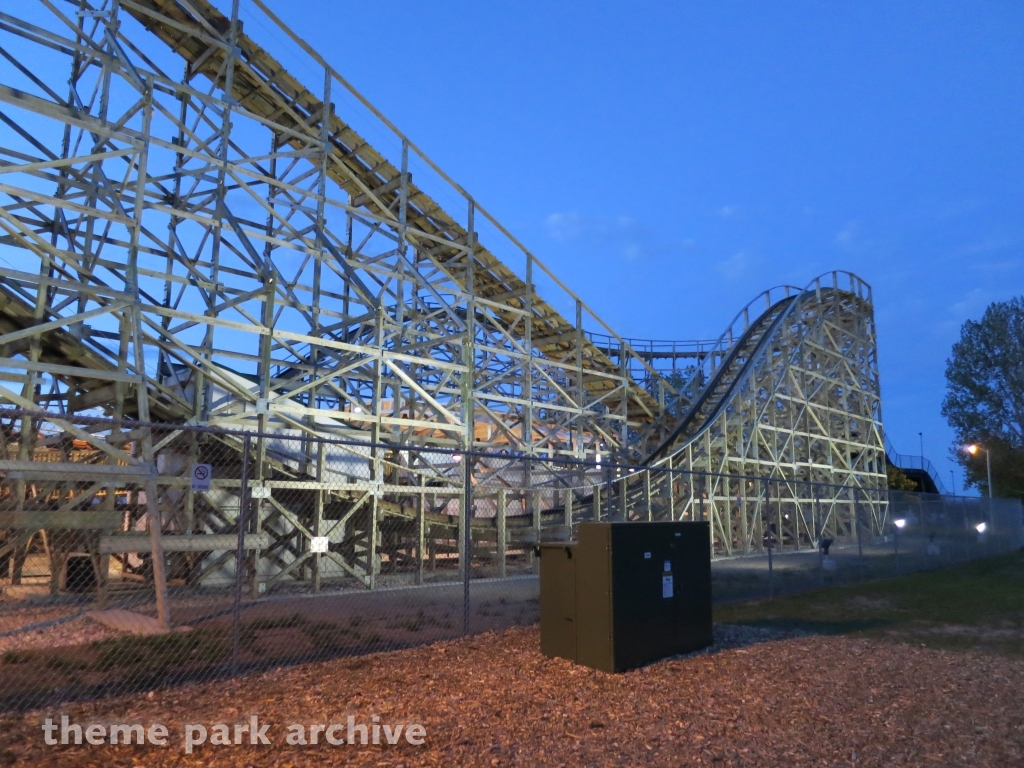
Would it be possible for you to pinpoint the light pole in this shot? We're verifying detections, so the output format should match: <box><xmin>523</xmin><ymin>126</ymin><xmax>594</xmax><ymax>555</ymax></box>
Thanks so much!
<box><xmin>918</xmin><ymin>432</ymin><xmax>924</xmax><ymax>461</ymax></box>
<box><xmin>966</xmin><ymin>444</ymin><xmax>993</xmax><ymax>498</ymax></box>
<box><xmin>950</xmin><ymin>469</ymin><xmax>955</xmax><ymax>496</ymax></box>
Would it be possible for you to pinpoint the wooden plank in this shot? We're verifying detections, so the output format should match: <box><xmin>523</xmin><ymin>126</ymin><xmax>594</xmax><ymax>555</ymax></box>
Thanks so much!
<box><xmin>0</xmin><ymin>460</ymin><xmax>150</xmax><ymax>477</ymax></box>
<box><xmin>482</xmin><ymin>285</ymin><xmax>532</xmax><ymax>305</ymax></box>
<box><xmin>0</xmin><ymin>510</ymin><xmax>122</xmax><ymax>529</ymax></box>
<box><xmin>0</xmin><ymin>357</ymin><xmax>139</xmax><ymax>383</ymax></box>
<box><xmin>532</xmin><ymin>329</ymin><xmax>579</xmax><ymax>348</ymax></box>
<box><xmin>350</xmin><ymin>174</ymin><xmax>405</xmax><ymax>207</ymax></box>
<box><xmin>99</xmin><ymin>533</ymin><xmax>271</xmax><ymax>553</ymax></box>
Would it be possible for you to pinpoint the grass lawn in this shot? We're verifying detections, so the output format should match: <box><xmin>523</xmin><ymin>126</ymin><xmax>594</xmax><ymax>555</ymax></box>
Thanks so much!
<box><xmin>714</xmin><ymin>549</ymin><xmax>1024</xmax><ymax>656</ymax></box>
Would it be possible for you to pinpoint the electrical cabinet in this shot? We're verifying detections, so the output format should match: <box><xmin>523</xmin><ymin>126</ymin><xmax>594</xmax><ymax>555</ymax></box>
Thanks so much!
<box><xmin>540</xmin><ymin>521</ymin><xmax>712</xmax><ymax>672</ymax></box>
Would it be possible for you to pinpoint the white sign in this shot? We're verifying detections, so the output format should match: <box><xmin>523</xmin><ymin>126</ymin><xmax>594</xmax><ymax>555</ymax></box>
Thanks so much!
<box><xmin>310</xmin><ymin>536</ymin><xmax>329</xmax><ymax>553</ymax></box>
<box><xmin>190</xmin><ymin>464</ymin><xmax>212</xmax><ymax>492</ymax></box>
<box><xmin>662</xmin><ymin>575</ymin><xmax>674</xmax><ymax>599</ymax></box>
<box><xmin>250</xmin><ymin>484</ymin><xmax>271</xmax><ymax>499</ymax></box>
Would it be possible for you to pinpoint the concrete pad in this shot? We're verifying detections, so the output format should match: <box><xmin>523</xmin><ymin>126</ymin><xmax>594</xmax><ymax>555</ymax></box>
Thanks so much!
<box><xmin>85</xmin><ymin>609</ymin><xmax>190</xmax><ymax>636</ymax></box>
<box><xmin>1</xmin><ymin>585</ymin><xmax>50</xmax><ymax>599</ymax></box>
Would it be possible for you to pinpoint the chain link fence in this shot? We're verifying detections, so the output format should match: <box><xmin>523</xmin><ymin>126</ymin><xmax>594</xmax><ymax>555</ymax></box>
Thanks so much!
<box><xmin>1</xmin><ymin>411</ymin><xmax>1021</xmax><ymax>712</ymax></box>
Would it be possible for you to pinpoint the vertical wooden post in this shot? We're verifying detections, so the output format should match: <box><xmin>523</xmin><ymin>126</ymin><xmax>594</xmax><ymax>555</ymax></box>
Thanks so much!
<box><xmin>593</xmin><ymin>484</ymin><xmax>602</xmax><ymax>521</ymax></box>
<box><xmin>142</xmin><ymin>439</ymin><xmax>170</xmax><ymax>629</ymax></box>
<box><xmin>564</xmin><ymin>487</ymin><xmax>573</xmax><ymax>539</ymax></box>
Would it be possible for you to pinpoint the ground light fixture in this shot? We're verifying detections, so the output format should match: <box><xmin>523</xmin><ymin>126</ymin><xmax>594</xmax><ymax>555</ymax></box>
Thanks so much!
<box><xmin>894</xmin><ymin>519</ymin><xmax>907</xmax><ymax>529</ymax></box>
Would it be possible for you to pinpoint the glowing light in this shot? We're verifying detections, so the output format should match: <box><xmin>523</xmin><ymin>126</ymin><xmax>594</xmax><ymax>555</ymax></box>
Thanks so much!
<box><xmin>966</xmin><ymin>444</ymin><xmax>979</xmax><ymax>455</ymax></box>
<box><xmin>976</xmin><ymin>522</ymin><xmax>987</xmax><ymax>534</ymax></box>
<box><xmin>894</xmin><ymin>518</ymin><xmax>907</xmax><ymax>529</ymax></box>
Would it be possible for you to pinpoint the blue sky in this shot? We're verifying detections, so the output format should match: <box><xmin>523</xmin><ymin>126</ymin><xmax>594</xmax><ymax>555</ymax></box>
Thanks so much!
<box><xmin>278</xmin><ymin>1</ymin><xmax>1024</xmax><ymax>491</ymax></box>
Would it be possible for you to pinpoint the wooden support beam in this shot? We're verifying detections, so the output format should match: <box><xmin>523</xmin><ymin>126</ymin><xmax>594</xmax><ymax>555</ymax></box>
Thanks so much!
<box><xmin>0</xmin><ymin>511</ymin><xmax>122</xmax><ymax>530</ymax></box>
<box><xmin>350</xmin><ymin>173</ymin><xmax>407</xmax><ymax>207</ymax></box>
<box><xmin>99</xmin><ymin>533</ymin><xmax>271</xmax><ymax>553</ymax></box>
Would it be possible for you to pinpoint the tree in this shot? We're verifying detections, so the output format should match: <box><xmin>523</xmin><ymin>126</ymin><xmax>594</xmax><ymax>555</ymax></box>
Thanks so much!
<box><xmin>886</xmin><ymin>465</ymin><xmax>918</xmax><ymax>492</ymax></box>
<box><xmin>941</xmin><ymin>296</ymin><xmax>1024</xmax><ymax>500</ymax></box>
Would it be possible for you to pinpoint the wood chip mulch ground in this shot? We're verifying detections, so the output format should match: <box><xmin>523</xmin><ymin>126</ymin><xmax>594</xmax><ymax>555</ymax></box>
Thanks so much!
<box><xmin>1</xmin><ymin>625</ymin><xmax>1023</xmax><ymax>767</ymax></box>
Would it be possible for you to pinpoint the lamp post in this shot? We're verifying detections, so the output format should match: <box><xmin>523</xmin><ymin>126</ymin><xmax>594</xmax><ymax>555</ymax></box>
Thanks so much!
<box><xmin>965</xmin><ymin>444</ymin><xmax>993</xmax><ymax>498</ymax></box>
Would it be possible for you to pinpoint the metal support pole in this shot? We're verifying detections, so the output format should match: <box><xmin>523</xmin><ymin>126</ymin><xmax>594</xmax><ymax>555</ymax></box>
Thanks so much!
<box><xmin>894</xmin><ymin>522</ymin><xmax>899</xmax><ymax>575</ymax></box>
<box><xmin>855</xmin><ymin>489</ymin><xmax>863</xmax><ymax>558</ymax></box>
<box><xmin>668</xmin><ymin>457</ymin><xmax>675</xmax><ymax>521</ymax></box>
<box><xmin>564</xmin><ymin>487</ymin><xmax>573</xmax><ymax>539</ymax></box>
<box><xmin>815</xmin><ymin>486</ymin><xmax>824</xmax><ymax>588</ymax></box>
<box><xmin>462</xmin><ymin>452</ymin><xmax>472</xmax><ymax>635</ymax></box>
<box><xmin>699</xmin><ymin>477</ymin><xmax>705</xmax><ymax>522</ymax></box>
<box><xmin>313</xmin><ymin>441</ymin><xmax>324</xmax><ymax>593</ymax></box>
<box><xmin>532</xmin><ymin>488</ymin><xmax>541</xmax><ymax>555</ymax></box>
<box><xmin>231</xmin><ymin>433</ymin><xmax>252</xmax><ymax>673</ymax></box>
<box><xmin>985</xmin><ymin>448</ymin><xmax>993</xmax><ymax>499</ymax></box>
<box><xmin>643</xmin><ymin>471</ymin><xmax>652</xmax><ymax>522</ymax></box>
<box><xmin>416</xmin><ymin>475</ymin><xmax>425</xmax><ymax>585</ymax></box>
<box><xmin>497</xmin><ymin>488</ymin><xmax>507</xmax><ymax>578</ymax></box>
<box><xmin>593</xmin><ymin>484</ymin><xmax>602</xmax><ymax>521</ymax></box>
<box><xmin>765</xmin><ymin>481</ymin><xmax>773</xmax><ymax>599</ymax></box>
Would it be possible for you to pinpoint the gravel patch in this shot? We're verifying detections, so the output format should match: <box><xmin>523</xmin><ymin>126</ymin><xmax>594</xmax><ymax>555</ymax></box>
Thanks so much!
<box><xmin>1</xmin><ymin>624</ymin><xmax>1022</xmax><ymax>766</ymax></box>
<box><xmin>0</xmin><ymin>610</ymin><xmax>130</xmax><ymax>655</ymax></box>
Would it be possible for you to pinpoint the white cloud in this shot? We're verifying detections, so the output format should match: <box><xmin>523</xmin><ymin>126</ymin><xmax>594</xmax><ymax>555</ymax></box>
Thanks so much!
<box><xmin>544</xmin><ymin>211</ymin><xmax>696</xmax><ymax>265</ymax></box>
<box><xmin>717</xmin><ymin>250</ymin><xmax>752</xmax><ymax>279</ymax></box>
<box><xmin>834</xmin><ymin>220</ymin><xmax>858</xmax><ymax>248</ymax></box>
<box><xmin>949</xmin><ymin>288</ymin><xmax>989</xmax><ymax>321</ymax></box>
<box><xmin>545</xmin><ymin>212</ymin><xmax>584</xmax><ymax>241</ymax></box>
<box><xmin>718</xmin><ymin>205</ymin><xmax>737</xmax><ymax>218</ymax></box>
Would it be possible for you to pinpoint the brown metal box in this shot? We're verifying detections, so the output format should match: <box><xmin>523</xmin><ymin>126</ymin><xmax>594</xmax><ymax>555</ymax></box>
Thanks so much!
<box><xmin>540</xmin><ymin>521</ymin><xmax>712</xmax><ymax>672</ymax></box>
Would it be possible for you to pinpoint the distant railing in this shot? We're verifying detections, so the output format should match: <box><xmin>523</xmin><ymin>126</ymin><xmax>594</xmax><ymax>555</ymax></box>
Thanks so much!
<box><xmin>885</xmin><ymin>436</ymin><xmax>949</xmax><ymax>495</ymax></box>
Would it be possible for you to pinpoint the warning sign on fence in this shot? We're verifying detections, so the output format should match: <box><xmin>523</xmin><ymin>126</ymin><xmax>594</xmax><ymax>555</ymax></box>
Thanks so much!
<box><xmin>191</xmin><ymin>463</ymin><xmax>212</xmax><ymax>492</ymax></box>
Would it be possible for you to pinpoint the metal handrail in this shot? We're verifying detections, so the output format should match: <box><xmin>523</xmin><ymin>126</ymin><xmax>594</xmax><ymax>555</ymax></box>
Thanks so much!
<box><xmin>885</xmin><ymin>435</ymin><xmax>949</xmax><ymax>495</ymax></box>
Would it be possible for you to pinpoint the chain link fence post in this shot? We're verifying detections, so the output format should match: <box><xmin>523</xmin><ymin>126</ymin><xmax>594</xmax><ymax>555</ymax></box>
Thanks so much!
<box><xmin>765</xmin><ymin>479</ymin><xmax>774</xmax><ymax>599</ymax></box>
<box><xmin>462</xmin><ymin>450</ymin><xmax>472</xmax><ymax>636</ymax></box>
<box><xmin>231</xmin><ymin>433</ymin><xmax>252</xmax><ymax>674</ymax></box>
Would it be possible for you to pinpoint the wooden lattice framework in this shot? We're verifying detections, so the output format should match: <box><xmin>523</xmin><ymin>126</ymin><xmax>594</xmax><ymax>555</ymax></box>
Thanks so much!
<box><xmin>0</xmin><ymin>0</ymin><xmax>887</xmax><ymax>603</ymax></box>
